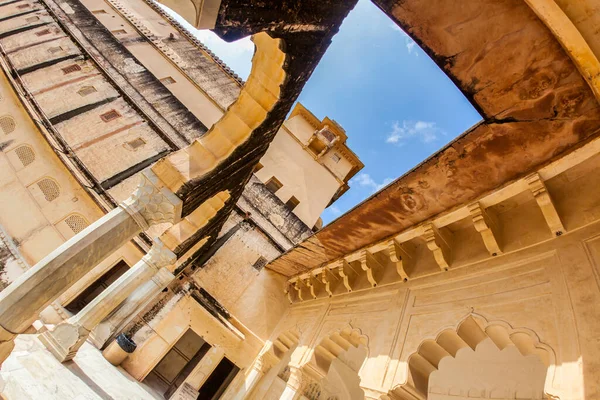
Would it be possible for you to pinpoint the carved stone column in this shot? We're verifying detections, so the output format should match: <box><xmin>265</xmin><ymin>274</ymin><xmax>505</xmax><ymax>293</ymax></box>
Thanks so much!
<box><xmin>0</xmin><ymin>170</ymin><xmax>181</xmax><ymax>365</ymax></box>
<box><xmin>280</xmin><ymin>366</ymin><xmax>304</xmax><ymax>400</ymax></box>
<box><xmin>89</xmin><ymin>267</ymin><xmax>175</xmax><ymax>349</ymax></box>
<box><xmin>229</xmin><ymin>352</ymin><xmax>279</xmax><ymax>399</ymax></box>
<box><xmin>39</xmin><ymin>238</ymin><xmax>176</xmax><ymax>362</ymax></box>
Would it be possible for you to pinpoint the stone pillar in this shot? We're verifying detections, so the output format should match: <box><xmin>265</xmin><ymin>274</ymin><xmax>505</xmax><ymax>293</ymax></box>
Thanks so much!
<box><xmin>39</xmin><ymin>238</ymin><xmax>176</xmax><ymax>362</ymax></box>
<box><xmin>0</xmin><ymin>170</ymin><xmax>181</xmax><ymax>365</ymax></box>
<box><xmin>228</xmin><ymin>353</ymin><xmax>279</xmax><ymax>399</ymax></box>
<box><xmin>280</xmin><ymin>366</ymin><xmax>304</xmax><ymax>400</ymax></box>
<box><xmin>89</xmin><ymin>267</ymin><xmax>175</xmax><ymax>349</ymax></box>
<box><xmin>171</xmin><ymin>346</ymin><xmax>226</xmax><ymax>398</ymax></box>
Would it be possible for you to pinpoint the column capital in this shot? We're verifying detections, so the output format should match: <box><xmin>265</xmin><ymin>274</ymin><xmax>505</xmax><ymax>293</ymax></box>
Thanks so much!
<box><xmin>286</xmin><ymin>365</ymin><xmax>305</xmax><ymax>391</ymax></box>
<box><xmin>120</xmin><ymin>170</ymin><xmax>182</xmax><ymax>230</ymax></box>
<box><xmin>144</xmin><ymin>239</ymin><xmax>176</xmax><ymax>272</ymax></box>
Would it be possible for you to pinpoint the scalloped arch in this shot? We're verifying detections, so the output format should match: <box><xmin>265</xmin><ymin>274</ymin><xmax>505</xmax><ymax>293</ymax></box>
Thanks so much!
<box><xmin>389</xmin><ymin>314</ymin><xmax>557</xmax><ymax>399</ymax></box>
<box><xmin>307</xmin><ymin>326</ymin><xmax>369</xmax><ymax>377</ymax></box>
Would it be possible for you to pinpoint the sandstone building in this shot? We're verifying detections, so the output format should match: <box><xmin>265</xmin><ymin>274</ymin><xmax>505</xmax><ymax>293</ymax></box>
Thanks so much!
<box><xmin>0</xmin><ymin>0</ymin><xmax>599</xmax><ymax>399</ymax></box>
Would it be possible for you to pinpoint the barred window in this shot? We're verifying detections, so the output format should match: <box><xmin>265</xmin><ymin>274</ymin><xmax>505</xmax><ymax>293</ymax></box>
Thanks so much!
<box><xmin>37</xmin><ymin>178</ymin><xmax>60</xmax><ymax>202</ymax></box>
<box><xmin>0</xmin><ymin>116</ymin><xmax>15</xmax><ymax>135</ymax></box>
<box><xmin>252</xmin><ymin>256</ymin><xmax>268</xmax><ymax>271</ymax></box>
<box><xmin>62</xmin><ymin>64</ymin><xmax>81</xmax><ymax>74</ymax></box>
<box><xmin>330</xmin><ymin>153</ymin><xmax>341</xmax><ymax>163</ymax></box>
<box><xmin>35</xmin><ymin>29</ymin><xmax>51</xmax><ymax>37</ymax></box>
<box><xmin>100</xmin><ymin>110</ymin><xmax>120</xmax><ymax>122</ymax></box>
<box><xmin>77</xmin><ymin>86</ymin><xmax>97</xmax><ymax>97</ymax></box>
<box><xmin>64</xmin><ymin>214</ymin><xmax>88</xmax><ymax>234</ymax></box>
<box><xmin>124</xmin><ymin>137</ymin><xmax>145</xmax><ymax>150</ymax></box>
<box><xmin>15</xmin><ymin>145</ymin><xmax>35</xmax><ymax>167</ymax></box>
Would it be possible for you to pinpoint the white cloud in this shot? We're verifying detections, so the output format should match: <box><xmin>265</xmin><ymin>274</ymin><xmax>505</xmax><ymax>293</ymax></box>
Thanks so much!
<box><xmin>158</xmin><ymin>5</ymin><xmax>253</xmax><ymax>79</ymax></box>
<box><xmin>386</xmin><ymin>120</ymin><xmax>444</xmax><ymax>145</ymax></box>
<box><xmin>328</xmin><ymin>205</ymin><xmax>342</xmax><ymax>216</ymax></box>
<box><xmin>350</xmin><ymin>173</ymin><xmax>394</xmax><ymax>193</ymax></box>
<box><xmin>389</xmin><ymin>23</ymin><xmax>418</xmax><ymax>55</ymax></box>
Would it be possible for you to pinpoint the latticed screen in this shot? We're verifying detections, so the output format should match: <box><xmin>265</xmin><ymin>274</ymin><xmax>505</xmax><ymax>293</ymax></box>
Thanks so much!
<box><xmin>64</xmin><ymin>214</ymin><xmax>88</xmax><ymax>234</ymax></box>
<box><xmin>0</xmin><ymin>116</ymin><xmax>15</xmax><ymax>135</ymax></box>
<box><xmin>61</xmin><ymin>64</ymin><xmax>81</xmax><ymax>75</ymax></box>
<box><xmin>252</xmin><ymin>256</ymin><xmax>268</xmax><ymax>271</ymax></box>
<box><xmin>37</xmin><ymin>178</ymin><xmax>60</xmax><ymax>202</ymax></box>
<box><xmin>15</xmin><ymin>146</ymin><xmax>35</xmax><ymax>167</ymax></box>
<box><xmin>77</xmin><ymin>86</ymin><xmax>97</xmax><ymax>97</ymax></box>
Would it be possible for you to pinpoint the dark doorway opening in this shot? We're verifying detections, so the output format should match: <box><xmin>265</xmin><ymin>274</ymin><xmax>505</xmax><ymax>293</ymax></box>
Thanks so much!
<box><xmin>143</xmin><ymin>329</ymin><xmax>211</xmax><ymax>399</ymax></box>
<box><xmin>197</xmin><ymin>357</ymin><xmax>239</xmax><ymax>400</ymax></box>
<box><xmin>65</xmin><ymin>259</ymin><xmax>129</xmax><ymax>313</ymax></box>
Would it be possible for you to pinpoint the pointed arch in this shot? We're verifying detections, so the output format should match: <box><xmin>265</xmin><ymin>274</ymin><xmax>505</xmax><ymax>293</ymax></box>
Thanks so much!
<box><xmin>388</xmin><ymin>314</ymin><xmax>557</xmax><ymax>400</ymax></box>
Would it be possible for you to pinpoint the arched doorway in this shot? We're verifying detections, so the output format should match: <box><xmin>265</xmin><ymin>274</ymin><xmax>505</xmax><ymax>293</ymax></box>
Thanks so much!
<box><xmin>388</xmin><ymin>315</ymin><xmax>556</xmax><ymax>400</ymax></box>
<box><xmin>300</xmin><ymin>327</ymin><xmax>369</xmax><ymax>400</ymax></box>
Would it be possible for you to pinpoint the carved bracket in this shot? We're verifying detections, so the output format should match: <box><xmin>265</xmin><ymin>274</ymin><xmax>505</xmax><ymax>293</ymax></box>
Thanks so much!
<box><xmin>422</xmin><ymin>224</ymin><xmax>451</xmax><ymax>271</ymax></box>
<box><xmin>525</xmin><ymin>173</ymin><xmax>565</xmax><ymax>236</ymax></box>
<box><xmin>468</xmin><ymin>202</ymin><xmax>502</xmax><ymax>256</ymax></box>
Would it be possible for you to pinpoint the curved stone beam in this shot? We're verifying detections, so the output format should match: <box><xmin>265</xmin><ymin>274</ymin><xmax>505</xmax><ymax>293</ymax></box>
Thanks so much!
<box><xmin>152</xmin><ymin>32</ymin><xmax>286</xmax><ymax>195</ymax></box>
<box><xmin>523</xmin><ymin>0</ymin><xmax>600</xmax><ymax>101</ymax></box>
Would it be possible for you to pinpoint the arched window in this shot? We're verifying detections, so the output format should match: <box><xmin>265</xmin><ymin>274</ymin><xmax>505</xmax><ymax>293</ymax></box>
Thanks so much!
<box><xmin>0</xmin><ymin>116</ymin><xmax>15</xmax><ymax>135</ymax></box>
<box><xmin>36</xmin><ymin>178</ymin><xmax>60</xmax><ymax>202</ymax></box>
<box><xmin>14</xmin><ymin>145</ymin><xmax>35</xmax><ymax>167</ymax></box>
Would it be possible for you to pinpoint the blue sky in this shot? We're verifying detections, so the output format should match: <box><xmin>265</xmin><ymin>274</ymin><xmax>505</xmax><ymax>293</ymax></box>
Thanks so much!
<box><xmin>162</xmin><ymin>0</ymin><xmax>482</xmax><ymax>224</ymax></box>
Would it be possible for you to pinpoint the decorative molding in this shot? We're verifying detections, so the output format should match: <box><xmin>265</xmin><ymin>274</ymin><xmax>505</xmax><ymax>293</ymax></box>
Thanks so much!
<box><xmin>119</xmin><ymin>169</ymin><xmax>183</xmax><ymax>230</ymax></box>
<box><xmin>143</xmin><ymin>239</ymin><xmax>176</xmax><ymax>272</ymax></box>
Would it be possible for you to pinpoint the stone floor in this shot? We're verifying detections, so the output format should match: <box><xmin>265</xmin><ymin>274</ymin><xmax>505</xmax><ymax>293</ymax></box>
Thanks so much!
<box><xmin>0</xmin><ymin>334</ymin><xmax>162</xmax><ymax>399</ymax></box>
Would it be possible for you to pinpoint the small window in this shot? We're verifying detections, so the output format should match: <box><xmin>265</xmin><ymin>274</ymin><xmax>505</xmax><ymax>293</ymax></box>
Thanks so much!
<box><xmin>64</xmin><ymin>214</ymin><xmax>88</xmax><ymax>234</ymax></box>
<box><xmin>0</xmin><ymin>116</ymin><xmax>16</xmax><ymax>135</ymax></box>
<box><xmin>111</xmin><ymin>29</ymin><xmax>127</xmax><ymax>35</ymax></box>
<box><xmin>252</xmin><ymin>256</ymin><xmax>267</xmax><ymax>271</ymax></box>
<box><xmin>61</xmin><ymin>64</ymin><xmax>81</xmax><ymax>74</ymax></box>
<box><xmin>15</xmin><ymin>145</ymin><xmax>35</xmax><ymax>167</ymax></box>
<box><xmin>37</xmin><ymin>178</ymin><xmax>60</xmax><ymax>202</ymax></box>
<box><xmin>253</xmin><ymin>162</ymin><xmax>263</xmax><ymax>173</ymax></box>
<box><xmin>77</xmin><ymin>86</ymin><xmax>97</xmax><ymax>97</ymax></box>
<box><xmin>47</xmin><ymin>46</ymin><xmax>63</xmax><ymax>54</ymax></box>
<box><xmin>92</xmin><ymin>9</ymin><xmax>107</xmax><ymax>14</ymax></box>
<box><xmin>160</xmin><ymin>76</ymin><xmax>176</xmax><ymax>85</ymax></box>
<box><xmin>330</xmin><ymin>153</ymin><xmax>341</xmax><ymax>163</ymax></box>
<box><xmin>35</xmin><ymin>29</ymin><xmax>51</xmax><ymax>37</ymax></box>
<box><xmin>265</xmin><ymin>177</ymin><xmax>282</xmax><ymax>194</ymax></box>
<box><xmin>285</xmin><ymin>196</ymin><xmax>300</xmax><ymax>211</ymax></box>
<box><xmin>16</xmin><ymin>3</ymin><xmax>31</xmax><ymax>9</ymax></box>
<box><xmin>25</xmin><ymin>16</ymin><xmax>40</xmax><ymax>23</ymax></box>
<box><xmin>124</xmin><ymin>137</ymin><xmax>146</xmax><ymax>150</ymax></box>
<box><xmin>100</xmin><ymin>110</ymin><xmax>121</xmax><ymax>122</ymax></box>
